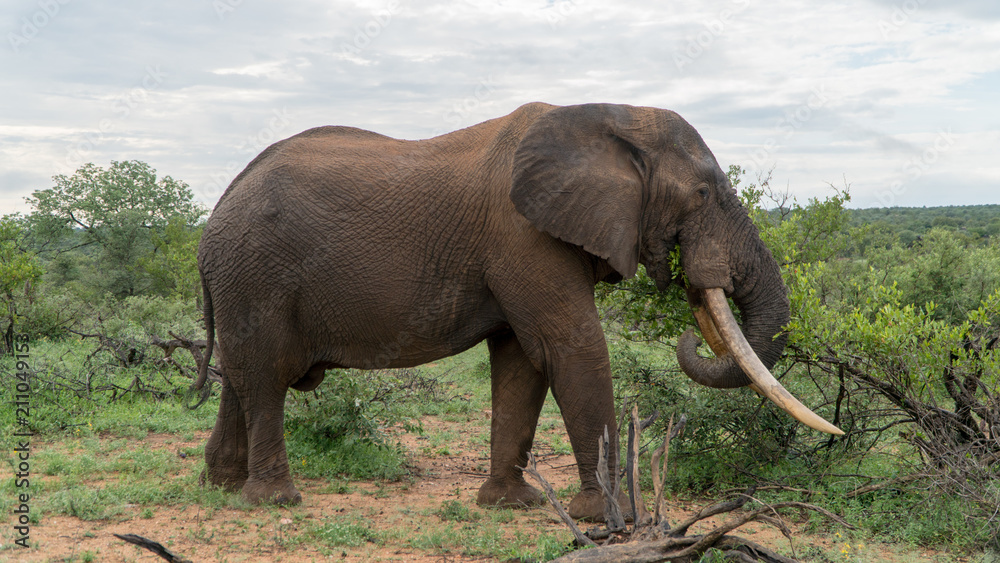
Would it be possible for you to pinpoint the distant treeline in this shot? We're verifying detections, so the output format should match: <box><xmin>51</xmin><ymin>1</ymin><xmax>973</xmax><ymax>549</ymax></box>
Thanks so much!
<box><xmin>846</xmin><ymin>204</ymin><xmax>1000</xmax><ymax>244</ymax></box>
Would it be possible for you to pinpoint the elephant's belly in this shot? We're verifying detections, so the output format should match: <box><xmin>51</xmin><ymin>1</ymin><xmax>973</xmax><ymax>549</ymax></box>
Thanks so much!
<box><xmin>329</xmin><ymin>322</ymin><xmax>507</xmax><ymax>370</ymax></box>
<box><xmin>314</xmin><ymin>297</ymin><xmax>508</xmax><ymax>370</ymax></box>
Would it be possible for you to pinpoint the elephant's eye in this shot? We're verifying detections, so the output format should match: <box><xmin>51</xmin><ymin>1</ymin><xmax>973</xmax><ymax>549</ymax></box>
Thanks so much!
<box><xmin>697</xmin><ymin>186</ymin><xmax>710</xmax><ymax>200</ymax></box>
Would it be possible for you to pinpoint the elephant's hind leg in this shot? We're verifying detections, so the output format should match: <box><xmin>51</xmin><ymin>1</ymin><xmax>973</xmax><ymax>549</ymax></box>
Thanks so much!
<box><xmin>227</xmin><ymin>361</ymin><xmax>302</xmax><ymax>505</ymax></box>
<box><xmin>203</xmin><ymin>376</ymin><xmax>250</xmax><ymax>491</ymax></box>
<box><xmin>476</xmin><ymin>331</ymin><xmax>548</xmax><ymax>509</ymax></box>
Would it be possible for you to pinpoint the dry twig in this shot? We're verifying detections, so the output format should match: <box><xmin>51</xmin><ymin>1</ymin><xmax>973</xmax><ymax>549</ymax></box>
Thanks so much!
<box><xmin>114</xmin><ymin>534</ymin><xmax>193</xmax><ymax>563</ymax></box>
<box><xmin>596</xmin><ymin>426</ymin><xmax>626</xmax><ymax>530</ymax></box>
<box><xmin>521</xmin><ymin>452</ymin><xmax>596</xmax><ymax>548</ymax></box>
<box><xmin>530</xmin><ymin>406</ymin><xmax>852</xmax><ymax>562</ymax></box>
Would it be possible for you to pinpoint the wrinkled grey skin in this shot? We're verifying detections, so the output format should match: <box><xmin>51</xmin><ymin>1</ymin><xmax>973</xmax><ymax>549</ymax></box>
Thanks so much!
<box><xmin>196</xmin><ymin>102</ymin><xmax>789</xmax><ymax>521</ymax></box>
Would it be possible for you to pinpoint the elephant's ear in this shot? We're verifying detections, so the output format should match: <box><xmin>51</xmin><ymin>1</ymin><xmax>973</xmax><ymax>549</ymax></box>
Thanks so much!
<box><xmin>511</xmin><ymin>104</ymin><xmax>645</xmax><ymax>279</ymax></box>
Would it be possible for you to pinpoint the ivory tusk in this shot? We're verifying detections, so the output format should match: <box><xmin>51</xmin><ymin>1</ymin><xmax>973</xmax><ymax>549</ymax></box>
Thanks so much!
<box><xmin>691</xmin><ymin>305</ymin><xmax>728</xmax><ymax>359</ymax></box>
<box><xmin>703</xmin><ymin>288</ymin><xmax>844</xmax><ymax>436</ymax></box>
<box><xmin>692</xmin><ymin>300</ymin><xmax>767</xmax><ymax>396</ymax></box>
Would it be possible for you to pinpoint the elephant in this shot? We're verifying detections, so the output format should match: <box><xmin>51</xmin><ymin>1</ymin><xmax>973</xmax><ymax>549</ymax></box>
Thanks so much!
<box><xmin>194</xmin><ymin>102</ymin><xmax>842</xmax><ymax>522</ymax></box>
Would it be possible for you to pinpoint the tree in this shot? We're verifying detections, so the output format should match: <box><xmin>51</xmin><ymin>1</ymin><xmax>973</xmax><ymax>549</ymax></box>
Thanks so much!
<box><xmin>0</xmin><ymin>214</ymin><xmax>43</xmax><ymax>354</ymax></box>
<box><xmin>28</xmin><ymin>161</ymin><xmax>206</xmax><ymax>297</ymax></box>
<box><xmin>141</xmin><ymin>216</ymin><xmax>204</xmax><ymax>300</ymax></box>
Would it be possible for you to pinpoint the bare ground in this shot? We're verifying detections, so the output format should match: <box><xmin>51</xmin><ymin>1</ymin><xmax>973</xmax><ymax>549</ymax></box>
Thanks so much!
<box><xmin>3</xmin><ymin>415</ymin><xmax>962</xmax><ymax>563</ymax></box>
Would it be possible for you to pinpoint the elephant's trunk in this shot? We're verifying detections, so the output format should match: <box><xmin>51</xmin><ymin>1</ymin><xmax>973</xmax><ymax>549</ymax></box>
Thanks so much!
<box><xmin>676</xmin><ymin>239</ymin><xmax>843</xmax><ymax>435</ymax></box>
<box><xmin>676</xmin><ymin>240</ymin><xmax>789</xmax><ymax>389</ymax></box>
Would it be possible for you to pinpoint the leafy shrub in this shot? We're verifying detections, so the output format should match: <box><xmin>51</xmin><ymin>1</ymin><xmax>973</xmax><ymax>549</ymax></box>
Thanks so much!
<box><xmin>16</xmin><ymin>285</ymin><xmax>87</xmax><ymax>340</ymax></box>
<box><xmin>604</xmin><ymin>166</ymin><xmax>1000</xmax><ymax>550</ymax></box>
<box><xmin>284</xmin><ymin>368</ymin><xmax>434</xmax><ymax>480</ymax></box>
<box><xmin>609</xmin><ymin>338</ymin><xmax>830</xmax><ymax>492</ymax></box>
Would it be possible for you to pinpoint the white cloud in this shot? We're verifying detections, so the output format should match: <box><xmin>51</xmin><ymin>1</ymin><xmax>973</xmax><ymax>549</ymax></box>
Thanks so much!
<box><xmin>1</xmin><ymin>0</ymin><xmax>997</xmax><ymax>214</ymax></box>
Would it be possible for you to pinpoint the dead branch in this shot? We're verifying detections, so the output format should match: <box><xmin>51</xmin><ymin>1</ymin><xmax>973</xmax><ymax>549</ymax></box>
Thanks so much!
<box><xmin>672</xmin><ymin>501</ymin><xmax>851</xmax><ymax>561</ymax></box>
<box><xmin>669</xmin><ymin>486</ymin><xmax>756</xmax><ymax>538</ymax></box>
<box><xmin>114</xmin><ymin>534</ymin><xmax>193</xmax><ymax>563</ymax></box>
<box><xmin>719</xmin><ymin>485</ymin><xmax>813</xmax><ymax>496</ymax></box>
<box><xmin>845</xmin><ymin>472</ymin><xmax>930</xmax><ymax>499</ymax></box>
<box><xmin>150</xmin><ymin>332</ymin><xmax>222</xmax><ymax>385</ymax></box>
<box><xmin>550</xmin><ymin>533</ymin><xmax>801</xmax><ymax>563</ymax></box>
<box><xmin>549</xmin><ymin>498</ymin><xmax>851</xmax><ymax>563</ymax></box>
<box><xmin>533</xmin><ymin>406</ymin><xmax>852</xmax><ymax>562</ymax></box>
<box><xmin>596</xmin><ymin>426</ymin><xmax>626</xmax><ymax>530</ymax></box>
<box><xmin>626</xmin><ymin>404</ymin><xmax>651</xmax><ymax>527</ymax></box>
<box><xmin>521</xmin><ymin>452</ymin><xmax>595</xmax><ymax>548</ymax></box>
<box><xmin>651</xmin><ymin>414</ymin><xmax>686</xmax><ymax>526</ymax></box>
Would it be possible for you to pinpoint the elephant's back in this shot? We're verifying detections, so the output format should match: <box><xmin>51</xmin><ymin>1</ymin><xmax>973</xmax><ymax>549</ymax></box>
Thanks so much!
<box><xmin>198</xmin><ymin>124</ymin><xmax>491</xmax><ymax>306</ymax></box>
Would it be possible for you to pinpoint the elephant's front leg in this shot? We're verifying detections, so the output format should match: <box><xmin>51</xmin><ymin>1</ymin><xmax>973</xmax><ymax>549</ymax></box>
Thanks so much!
<box><xmin>476</xmin><ymin>331</ymin><xmax>549</xmax><ymax>509</ymax></box>
<box><xmin>547</xmin><ymin>341</ymin><xmax>624</xmax><ymax>522</ymax></box>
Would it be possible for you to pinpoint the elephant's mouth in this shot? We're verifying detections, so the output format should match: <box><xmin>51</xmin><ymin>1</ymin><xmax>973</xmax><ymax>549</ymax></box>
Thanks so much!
<box><xmin>689</xmin><ymin>288</ymin><xmax>843</xmax><ymax>435</ymax></box>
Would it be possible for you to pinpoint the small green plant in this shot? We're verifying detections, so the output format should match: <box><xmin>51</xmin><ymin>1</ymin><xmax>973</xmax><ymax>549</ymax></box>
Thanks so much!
<box><xmin>489</xmin><ymin>508</ymin><xmax>515</xmax><ymax>523</ymax></box>
<box><xmin>188</xmin><ymin>522</ymin><xmax>214</xmax><ymax>544</ymax></box>
<box><xmin>408</xmin><ymin>523</ymin><xmax>506</xmax><ymax>557</ymax></box>
<box><xmin>436</xmin><ymin>499</ymin><xmax>477</xmax><ymax>522</ymax></box>
<box><xmin>319</xmin><ymin>480</ymin><xmax>354</xmax><ymax>495</ymax></box>
<box><xmin>309</xmin><ymin>519</ymin><xmax>381</xmax><ymax>547</ymax></box>
<box><xmin>509</xmin><ymin>532</ymin><xmax>573</xmax><ymax>561</ymax></box>
<box><xmin>698</xmin><ymin>548</ymin><xmax>728</xmax><ymax>563</ymax></box>
<box><xmin>545</xmin><ymin>433</ymin><xmax>573</xmax><ymax>455</ymax></box>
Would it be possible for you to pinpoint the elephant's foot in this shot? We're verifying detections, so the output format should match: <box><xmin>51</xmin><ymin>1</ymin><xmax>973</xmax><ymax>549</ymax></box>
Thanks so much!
<box><xmin>476</xmin><ymin>477</ymin><xmax>543</xmax><ymax>509</ymax></box>
<box><xmin>200</xmin><ymin>465</ymin><xmax>249</xmax><ymax>492</ymax></box>
<box><xmin>242</xmin><ymin>477</ymin><xmax>302</xmax><ymax>505</ymax></box>
<box><xmin>567</xmin><ymin>488</ymin><xmax>635</xmax><ymax>523</ymax></box>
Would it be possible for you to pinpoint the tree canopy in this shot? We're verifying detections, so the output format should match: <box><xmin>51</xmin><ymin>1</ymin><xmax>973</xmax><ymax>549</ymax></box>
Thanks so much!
<box><xmin>27</xmin><ymin>160</ymin><xmax>206</xmax><ymax>297</ymax></box>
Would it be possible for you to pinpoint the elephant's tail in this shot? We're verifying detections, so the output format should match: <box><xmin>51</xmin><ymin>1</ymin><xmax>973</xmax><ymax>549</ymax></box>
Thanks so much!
<box><xmin>188</xmin><ymin>275</ymin><xmax>215</xmax><ymax>409</ymax></box>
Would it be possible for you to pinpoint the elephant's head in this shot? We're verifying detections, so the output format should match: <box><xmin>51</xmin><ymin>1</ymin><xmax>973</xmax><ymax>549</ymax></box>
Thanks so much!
<box><xmin>510</xmin><ymin>103</ymin><xmax>842</xmax><ymax>435</ymax></box>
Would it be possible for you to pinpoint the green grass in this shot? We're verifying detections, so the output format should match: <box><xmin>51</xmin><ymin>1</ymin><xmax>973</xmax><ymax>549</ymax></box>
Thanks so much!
<box><xmin>308</xmin><ymin>518</ymin><xmax>382</xmax><ymax>548</ymax></box>
<box><xmin>286</xmin><ymin>433</ymin><xmax>409</xmax><ymax>481</ymax></box>
<box><xmin>3</xmin><ymin>331</ymin><xmax>994</xmax><ymax>560</ymax></box>
<box><xmin>0</xmin><ymin>338</ymin><xmax>219</xmax><ymax>437</ymax></box>
<box><xmin>403</xmin><ymin>519</ymin><xmax>573</xmax><ymax>561</ymax></box>
<box><xmin>436</xmin><ymin>499</ymin><xmax>479</xmax><ymax>522</ymax></box>
<box><xmin>36</xmin><ymin>440</ymin><xmax>187</xmax><ymax>483</ymax></box>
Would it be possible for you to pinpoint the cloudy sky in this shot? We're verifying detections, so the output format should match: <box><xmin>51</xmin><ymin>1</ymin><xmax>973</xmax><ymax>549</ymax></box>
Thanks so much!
<box><xmin>2</xmin><ymin>0</ymin><xmax>998</xmax><ymax>214</ymax></box>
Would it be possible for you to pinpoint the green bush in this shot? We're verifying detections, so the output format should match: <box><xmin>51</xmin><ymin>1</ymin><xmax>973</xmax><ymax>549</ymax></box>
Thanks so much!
<box><xmin>283</xmin><ymin>368</ymin><xmax>433</xmax><ymax>481</ymax></box>
<box><xmin>17</xmin><ymin>285</ymin><xmax>85</xmax><ymax>340</ymax></box>
<box><xmin>603</xmin><ymin>166</ymin><xmax>1000</xmax><ymax>551</ymax></box>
